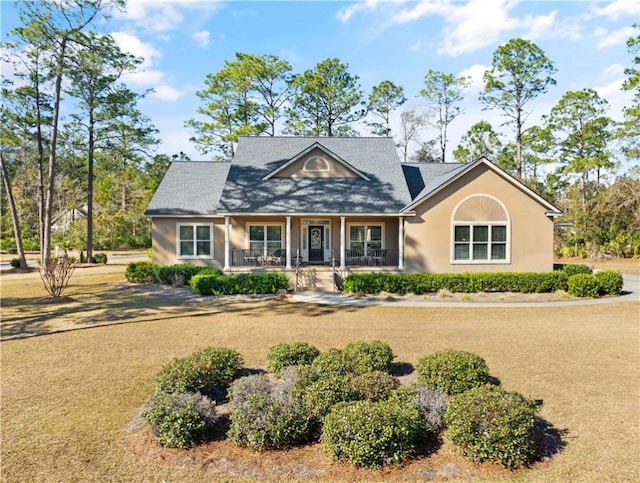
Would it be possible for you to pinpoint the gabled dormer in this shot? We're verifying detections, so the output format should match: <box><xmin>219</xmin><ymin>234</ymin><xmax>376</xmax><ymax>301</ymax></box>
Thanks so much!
<box><xmin>262</xmin><ymin>142</ymin><xmax>370</xmax><ymax>180</ymax></box>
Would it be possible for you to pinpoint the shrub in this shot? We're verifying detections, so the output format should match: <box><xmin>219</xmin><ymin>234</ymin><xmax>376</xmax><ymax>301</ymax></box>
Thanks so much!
<box><xmin>310</xmin><ymin>348</ymin><xmax>354</xmax><ymax>378</ymax></box>
<box><xmin>562</xmin><ymin>264</ymin><xmax>593</xmax><ymax>276</ymax></box>
<box><xmin>125</xmin><ymin>261</ymin><xmax>157</xmax><ymax>283</ymax></box>
<box><xmin>567</xmin><ymin>273</ymin><xmax>600</xmax><ymax>298</ymax></box>
<box><xmin>351</xmin><ymin>371</ymin><xmax>400</xmax><ymax>401</ymax></box>
<box><xmin>155</xmin><ymin>264</ymin><xmax>221</xmax><ymax>286</ymax></box>
<box><xmin>143</xmin><ymin>392</ymin><xmax>218</xmax><ymax>448</ymax></box>
<box><xmin>343</xmin><ymin>340</ymin><xmax>395</xmax><ymax>375</ymax></box>
<box><xmin>321</xmin><ymin>399</ymin><xmax>425</xmax><ymax>468</ymax></box>
<box><xmin>300</xmin><ymin>374</ymin><xmax>359</xmax><ymax>421</ymax></box>
<box><xmin>228</xmin><ymin>374</ymin><xmax>311</xmax><ymax>450</ymax></box>
<box><xmin>595</xmin><ymin>270</ymin><xmax>624</xmax><ymax>295</ymax></box>
<box><xmin>190</xmin><ymin>271</ymin><xmax>289</xmax><ymax>295</ymax></box>
<box><xmin>10</xmin><ymin>258</ymin><xmax>21</xmax><ymax>268</ymax></box>
<box><xmin>396</xmin><ymin>384</ymin><xmax>448</xmax><ymax>434</ymax></box>
<box><xmin>155</xmin><ymin>347</ymin><xmax>243</xmax><ymax>397</ymax></box>
<box><xmin>268</xmin><ymin>342</ymin><xmax>321</xmax><ymax>376</ymax></box>
<box><xmin>416</xmin><ymin>349</ymin><xmax>490</xmax><ymax>395</ymax></box>
<box><xmin>445</xmin><ymin>386</ymin><xmax>539</xmax><ymax>469</ymax></box>
<box><xmin>93</xmin><ymin>252</ymin><xmax>108</xmax><ymax>264</ymax></box>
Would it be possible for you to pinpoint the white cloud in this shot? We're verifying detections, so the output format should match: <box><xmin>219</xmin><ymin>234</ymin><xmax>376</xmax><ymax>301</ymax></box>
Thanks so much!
<box><xmin>111</xmin><ymin>31</ymin><xmax>161</xmax><ymax>68</ymax></box>
<box><xmin>337</xmin><ymin>0</ymin><xmax>382</xmax><ymax>22</ymax></box>
<box><xmin>121</xmin><ymin>69</ymin><xmax>165</xmax><ymax>87</ymax></box>
<box><xmin>192</xmin><ymin>30</ymin><xmax>211</xmax><ymax>47</ymax></box>
<box><xmin>522</xmin><ymin>11</ymin><xmax>557</xmax><ymax>40</ymax></box>
<box><xmin>114</xmin><ymin>0</ymin><xmax>220</xmax><ymax>33</ymax></box>
<box><xmin>437</xmin><ymin>0</ymin><xmax>520</xmax><ymax>56</ymax></box>
<box><xmin>458</xmin><ymin>64</ymin><xmax>488</xmax><ymax>94</ymax></box>
<box><xmin>152</xmin><ymin>84</ymin><xmax>187</xmax><ymax>101</ymax></box>
<box><xmin>409</xmin><ymin>40</ymin><xmax>422</xmax><ymax>52</ymax></box>
<box><xmin>596</xmin><ymin>26</ymin><xmax>637</xmax><ymax>49</ymax></box>
<box><xmin>601</xmin><ymin>63</ymin><xmax>626</xmax><ymax>78</ymax></box>
<box><xmin>591</xmin><ymin>0</ymin><xmax>640</xmax><ymax>20</ymax></box>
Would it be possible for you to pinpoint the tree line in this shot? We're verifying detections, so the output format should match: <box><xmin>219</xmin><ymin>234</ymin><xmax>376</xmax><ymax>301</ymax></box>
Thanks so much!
<box><xmin>1</xmin><ymin>0</ymin><xmax>638</xmax><ymax>267</ymax></box>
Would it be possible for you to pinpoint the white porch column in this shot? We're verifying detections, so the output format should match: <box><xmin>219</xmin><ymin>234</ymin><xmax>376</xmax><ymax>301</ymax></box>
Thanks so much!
<box><xmin>224</xmin><ymin>216</ymin><xmax>230</xmax><ymax>271</ymax></box>
<box><xmin>340</xmin><ymin>216</ymin><xmax>346</xmax><ymax>269</ymax></box>
<box><xmin>285</xmin><ymin>216</ymin><xmax>292</xmax><ymax>269</ymax></box>
<box><xmin>398</xmin><ymin>216</ymin><xmax>404</xmax><ymax>270</ymax></box>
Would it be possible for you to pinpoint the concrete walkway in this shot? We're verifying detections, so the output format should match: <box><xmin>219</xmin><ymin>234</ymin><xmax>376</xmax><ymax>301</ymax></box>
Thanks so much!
<box><xmin>291</xmin><ymin>274</ymin><xmax>640</xmax><ymax>308</ymax></box>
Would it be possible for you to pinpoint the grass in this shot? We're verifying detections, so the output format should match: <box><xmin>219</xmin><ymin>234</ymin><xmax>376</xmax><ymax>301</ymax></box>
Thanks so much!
<box><xmin>1</xmin><ymin>260</ymin><xmax>639</xmax><ymax>482</ymax></box>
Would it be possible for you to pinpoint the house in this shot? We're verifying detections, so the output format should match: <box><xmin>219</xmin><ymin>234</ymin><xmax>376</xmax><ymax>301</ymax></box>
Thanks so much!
<box><xmin>145</xmin><ymin>136</ymin><xmax>561</xmax><ymax>274</ymax></box>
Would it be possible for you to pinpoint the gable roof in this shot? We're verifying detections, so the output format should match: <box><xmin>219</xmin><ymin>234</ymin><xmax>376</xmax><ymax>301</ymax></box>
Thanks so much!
<box><xmin>402</xmin><ymin>157</ymin><xmax>562</xmax><ymax>216</ymax></box>
<box><xmin>145</xmin><ymin>161</ymin><xmax>231</xmax><ymax>216</ymax></box>
<box><xmin>263</xmin><ymin>142</ymin><xmax>370</xmax><ymax>180</ymax></box>
<box><xmin>217</xmin><ymin>136</ymin><xmax>411</xmax><ymax>214</ymax></box>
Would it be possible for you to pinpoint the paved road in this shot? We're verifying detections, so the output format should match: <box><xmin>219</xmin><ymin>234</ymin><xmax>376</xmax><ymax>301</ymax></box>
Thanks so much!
<box><xmin>291</xmin><ymin>274</ymin><xmax>640</xmax><ymax>308</ymax></box>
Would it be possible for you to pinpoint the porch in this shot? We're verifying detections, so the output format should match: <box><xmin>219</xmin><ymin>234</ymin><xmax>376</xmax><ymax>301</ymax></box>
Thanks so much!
<box><xmin>229</xmin><ymin>248</ymin><xmax>401</xmax><ymax>269</ymax></box>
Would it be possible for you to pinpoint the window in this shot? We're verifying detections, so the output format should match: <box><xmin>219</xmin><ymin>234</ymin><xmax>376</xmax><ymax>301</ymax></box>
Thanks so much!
<box><xmin>454</xmin><ymin>224</ymin><xmax>506</xmax><ymax>261</ymax></box>
<box><xmin>248</xmin><ymin>224</ymin><xmax>282</xmax><ymax>255</ymax></box>
<box><xmin>178</xmin><ymin>223</ymin><xmax>212</xmax><ymax>258</ymax></box>
<box><xmin>303</xmin><ymin>156</ymin><xmax>330</xmax><ymax>172</ymax></box>
<box><xmin>452</xmin><ymin>195</ymin><xmax>509</xmax><ymax>263</ymax></box>
<box><xmin>348</xmin><ymin>224</ymin><xmax>383</xmax><ymax>254</ymax></box>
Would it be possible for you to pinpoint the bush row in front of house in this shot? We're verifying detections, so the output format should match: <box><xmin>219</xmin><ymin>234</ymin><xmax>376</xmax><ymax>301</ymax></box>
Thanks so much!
<box><xmin>125</xmin><ymin>261</ymin><xmax>288</xmax><ymax>295</ymax></box>
<box><xmin>142</xmin><ymin>342</ymin><xmax>547</xmax><ymax>470</ymax></box>
<box><xmin>342</xmin><ymin>269</ymin><xmax>623</xmax><ymax>298</ymax></box>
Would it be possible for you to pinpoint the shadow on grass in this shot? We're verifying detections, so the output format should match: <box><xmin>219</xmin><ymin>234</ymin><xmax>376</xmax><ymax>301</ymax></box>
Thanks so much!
<box><xmin>0</xmin><ymin>283</ymin><xmax>364</xmax><ymax>341</ymax></box>
<box><xmin>533</xmin><ymin>417</ymin><xmax>568</xmax><ymax>463</ymax></box>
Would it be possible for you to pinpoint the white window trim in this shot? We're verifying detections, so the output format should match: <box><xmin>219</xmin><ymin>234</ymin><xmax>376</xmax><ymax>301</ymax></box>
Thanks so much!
<box><xmin>246</xmin><ymin>222</ymin><xmax>285</xmax><ymax>254</ymax></box>
<box><xmin>450</xmin><ymin>194</ymin><xmax>511</xmax><ymax>264</ymax></box>
<box><xmin>346</xmin><ymin>222</ymin><xmax>385</xmax><ymax>252</ymax></box>
<box><xmin>176</xmin><ymin>222</ymin><xmax>214</xmax><ymax>259</ymax></box>
<box><xmin>451</xmin><ymin>222</ymin><xmax>511</xmax><ymax>264</ymax></box>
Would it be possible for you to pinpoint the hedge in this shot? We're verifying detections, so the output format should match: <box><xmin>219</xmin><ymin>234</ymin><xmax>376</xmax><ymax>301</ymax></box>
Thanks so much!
<box><xmin>190</xmin><ymin>271</ymin><xmax>289</xmax><ymax>295</ymax></box>
<box><xmin>341</xmin><ymin>271</ymin><xmax>569</xmax><ymax>295</ymax></box>
<box><xmin>154</xmin><ymin>264</ymin><xmax>221</xmax><ymax>286</ymax></box>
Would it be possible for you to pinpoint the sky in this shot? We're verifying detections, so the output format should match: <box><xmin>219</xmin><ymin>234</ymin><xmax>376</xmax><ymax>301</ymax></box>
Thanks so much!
<box><xmin>2</xmin><ymin>0</ymin><xmax>639</xmax><ymax>163</ymax></box>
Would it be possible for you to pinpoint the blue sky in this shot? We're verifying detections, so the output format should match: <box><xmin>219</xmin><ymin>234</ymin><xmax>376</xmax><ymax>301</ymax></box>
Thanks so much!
<box><xmin>2</xmin><ymin>0</ymin><xmax>639</xmax><ymax>162</ymax></box>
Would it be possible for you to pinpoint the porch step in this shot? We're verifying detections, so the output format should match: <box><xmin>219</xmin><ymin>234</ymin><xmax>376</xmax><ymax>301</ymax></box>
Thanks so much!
<box><xmin>296</xmin><ymin>267</ymin><xmax>338</xmax><ymax>292</ymax></box>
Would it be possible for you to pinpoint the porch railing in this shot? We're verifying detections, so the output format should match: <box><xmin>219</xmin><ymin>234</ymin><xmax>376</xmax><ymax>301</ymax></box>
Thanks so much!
<box><xmin>230</xmin><ymin>248</ymin><xmax>400</xmax><ymax>268</ymax></box>
<box><xmin>231</xmin><ymin>248</ymin><xmax>287</xmax><ymax>267</ymax></box>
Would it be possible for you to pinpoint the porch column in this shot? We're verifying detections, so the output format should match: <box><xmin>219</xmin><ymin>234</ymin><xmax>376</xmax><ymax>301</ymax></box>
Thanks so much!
<box><xmin>340</xmin><ymin>216</ymin><xmax>346</xmax><ymax>269</ymax></box>
<box><xmin>285</xmin><ymin>216</ymin><xmax>292</xmax><ymax>269</ymax></box>
<box><xmin>398</xmin><ymin>216</ymin><xmax>404</xmax><ymax>270</ymax></box>
<box><xmin>224</xmin><ymin>216</ymin><xmax>230</xmax><ymax>271</ymax></box>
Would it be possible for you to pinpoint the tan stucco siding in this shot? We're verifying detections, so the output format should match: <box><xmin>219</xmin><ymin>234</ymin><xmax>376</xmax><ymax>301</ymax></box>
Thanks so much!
<box><xmin>404</xmin><ymin>165</ymin><xmax>555</xmax><ymax>273</ymax></box>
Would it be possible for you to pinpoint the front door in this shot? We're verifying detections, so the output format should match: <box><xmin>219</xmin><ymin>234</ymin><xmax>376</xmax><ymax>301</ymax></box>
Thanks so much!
<box><xmin>308</xmin><ymin>225</ymin><xmax>324</xmax><ymax>263</ymax></box>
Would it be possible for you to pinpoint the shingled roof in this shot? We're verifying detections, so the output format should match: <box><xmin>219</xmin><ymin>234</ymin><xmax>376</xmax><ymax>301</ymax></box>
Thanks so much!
<box><xmin>146</xmin><ymin>137</ymin><xmax>557</xmax><ymax>218</ymax></box>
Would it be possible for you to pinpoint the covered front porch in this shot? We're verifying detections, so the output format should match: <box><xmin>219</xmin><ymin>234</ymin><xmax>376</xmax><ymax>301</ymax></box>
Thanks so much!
<box><xmin>221</xmin><ymin>215</ymin><xmax>407</xmax><ymax>271</ymax></box>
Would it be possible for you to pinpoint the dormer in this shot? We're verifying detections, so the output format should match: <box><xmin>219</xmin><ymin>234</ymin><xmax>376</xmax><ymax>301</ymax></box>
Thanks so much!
<box><xmin>263</xmin><ymin>142</ymin><xmax>370</xmax><ymax>180</ymax></box>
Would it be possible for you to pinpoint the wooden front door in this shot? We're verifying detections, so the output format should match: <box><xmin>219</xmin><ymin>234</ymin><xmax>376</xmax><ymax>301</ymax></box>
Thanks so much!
<box><xmin>308</xmin><ymin>225</ymin><xmax>324</xmax><ymax>263</ymax></box>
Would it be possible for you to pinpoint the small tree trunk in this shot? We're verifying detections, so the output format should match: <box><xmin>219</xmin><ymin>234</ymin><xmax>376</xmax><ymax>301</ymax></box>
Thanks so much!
<box><xmin>0</xmin><ymin>153</ymin><xmax>28</xmax><ymax>270</ymax></box>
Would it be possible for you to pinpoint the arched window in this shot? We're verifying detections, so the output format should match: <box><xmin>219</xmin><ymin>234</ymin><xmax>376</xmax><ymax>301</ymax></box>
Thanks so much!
<box><xmin>451</xmin><ymin>194</ymin><xmax>510</xmax><ymax>263</ymax></box>
<box><xmin>303</xmin><ymin>156</ymin><xmax>331</xmax><ymax>173</ymax></box>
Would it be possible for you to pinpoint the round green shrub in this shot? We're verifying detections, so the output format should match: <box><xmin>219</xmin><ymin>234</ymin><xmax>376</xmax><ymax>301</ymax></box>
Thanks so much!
<box><xmin>300</xmin><ymin>374</ymin><xmax>359</xmax><ymax>421</ymax></box>
<box><xmin>125</xmin><ymin>261</ymin><xmax>157</xmax><ymax>283</ymax></box>
<box><xmin>343</xmin><ymin>340</ymin><xmax>395</xmax><ymax>375</ymax></box>
<box><xmin>567</xmin><ymin>273</ymin><xmax>600</xmax><ymax>298</ymax></box>
<box><xmin>143</xmin><ymin>392</ymin><xmax>218</xmax><ymax>448</ymax></box>
<box><xmin>310</xmin><ymin>348</ymin><xmax>354</xmax><ymax>378</ymax></box>
<box><xmin>93</xmin><ymin>252</ymin><xmax>108</xmax><ymax>264</ymax></box>
<box><xmin>268</xmin><ymin>342</ymin><xmax>320</xmax><ymax>376</ymax></box>
<box><xmin>562</xmin><ymin>264</ymin><xmax>593</xmax><ymax>276</ymax></box>
<box><xmin>415</xmin><ymin>349</ymin><xmax>490</xmax><ymax>395</ymax></box>
<box><xmin>228</xmin><ymin>374</ymin><xmax>311</xmax><ymax>450</ymax></box>
<box><xmin>9</xmin><ymin>258</ymin><xmax>21</xmax><ymax>268</ymax></box>
<box><xmin>155</xmin><ymin>347</ymin><xmax>243</xmax><ymax>397</ymax></box>
<box><xmin>445</xmin><ymin>386</ymin><xmax>539</xmax><ymax>469</ymax></box>
<box><xmin>351</xmin><ymin>371</ymin><xmax>400</xmax><ymax>401</ymax></box>
<box><xmin>321</xmin><ymin>399</ymin><xmax>425</xmax><ymax>468</ymax></box>
<box><xmin>595</xmin><ymin>270</ymin><xmax>624</xmax><ymax>295</ymax></box>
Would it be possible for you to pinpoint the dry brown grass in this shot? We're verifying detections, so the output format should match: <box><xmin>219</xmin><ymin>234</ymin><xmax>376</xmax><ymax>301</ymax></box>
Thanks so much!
<box><xmin>1</xmin><ymin>260</ymin><xmax>639</xmax><ymax>482</ymax></box>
